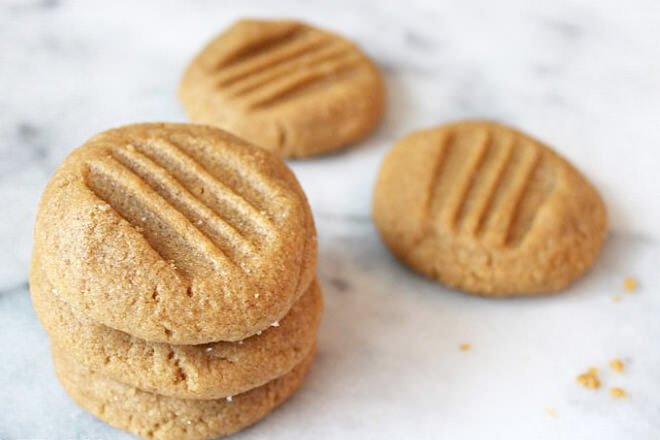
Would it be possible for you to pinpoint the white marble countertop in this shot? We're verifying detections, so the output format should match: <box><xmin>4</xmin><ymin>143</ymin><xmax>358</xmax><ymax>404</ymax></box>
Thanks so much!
<box><xmin>1</xmin><ymin>0</ymin><xmax>659</xmax><ymax>438</ymax></box>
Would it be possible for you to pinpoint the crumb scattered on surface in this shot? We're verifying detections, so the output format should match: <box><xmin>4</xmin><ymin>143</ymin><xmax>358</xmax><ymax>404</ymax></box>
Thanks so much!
<box><xmin>623</xmin><ymin>276</ymin><xmax>637</xmax><ymax>292</ymax></box>
<box><xmin>271</xmin><ymin>321</ymin><xmax>279</xmax><ymax>327</ymax></box>
<box><xmin>226</xmin><ymin>395</ymin><xmax>233</xmax><ymax>402</ymax></box>
<box><xmin>205</xmin><ymin>347</ymin><xmax>213</xmax><ymax>353</ymax></box>
<box><xmin>609</xmin><ymin>358</ymin><xmax>624</xmax><ymax>373</ymax></box>
<box><xmin>576</xmin><ymin>367</ymin><xmax>601</xmax><ymax>389</ymax></box>
<box><xmin>459</xmin><ymin>343</ymin><xmax>471</xmax><ymax>351</ymax></box>
<box><xmin>612</xmin><ymin>294</ymin><xmax>621</xmax><ymax>302</ymax></box>
<box><xmin>610</xmin><ymin>387</ymin><xmax>627</xmax><ymax>398</ymax></box>
<box><xmin>545</xmin><ymin>408</ymin><xmax>558</xmax><ymax>418</ymax></box>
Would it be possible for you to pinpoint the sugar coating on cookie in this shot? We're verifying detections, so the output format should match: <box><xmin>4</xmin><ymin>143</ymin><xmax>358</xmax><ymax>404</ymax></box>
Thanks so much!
<box><xmin>33</xmin><ymin>123</ymin><xmax>317</xmax><ymax>344</ymax></box>
<box><xmin>179</xmin><ymin>19</ymin><xmax>385</xmax><ymax>158</ymax></box>
<box><xmin>373</xmin><ymin>120</ymin><xmax>608</xmax><ymax>295</ymax></box>
<box><xmin>31</xmin><ymin>251</ymin><xmax>323</xmax><ymax>399</ymax></box>
<box><xmin>52</xmin><ymin>345</ymin><xmax>316</xmax><ymax>440</ymax></box>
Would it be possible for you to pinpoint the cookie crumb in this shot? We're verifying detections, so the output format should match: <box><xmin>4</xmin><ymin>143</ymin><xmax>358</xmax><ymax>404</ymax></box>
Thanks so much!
<box><xmin>459</xmin><ymin>343</ymin><xmax>471</xmax><ymax>351</ymax></box>
<box><xmin>623</xmin><ymin>276</ymin><xmax>637</xmax><ymax>292</ymax></box>
<box><xmin>609</xmin><ymin>358</ymin><xmax>624</xmax><ymax>373</ymax></box>
<box><xmin>254</xmin><ymin>293</ymin><xmax>260</xmax><ymax>299</ymax></box>
<box><xmin>612</xmin><ymin>294</ymin><xmax>621</xmax><ymax>302</ymax></box>
<box><xmin>576</xmin><ymin>367</ymin><xmax>601</xmax><ymax>389</ymax></box>
<box><xmin>271</xmin><ymin>321</ymin><xmax>280</xmax><ymax>327</ymax></box>
<box><xmin>205</xmin><ymin>347</ymin><xmax>213</xmax><ymax>353</ymax></box>
<box><xmin>226</xmin><ymin>395</ymin><xmax>233</xmax><ymax>402</ymax></box>
<box><xmin>609</xmin><ymin>387</ymin><xmax>626</xmax><ymax>398</ymax></box>
<box><xmin>545</xmin><ymin>408</ymin><xmax>558</xmax><ymax>418</ymax></box>
<box><xmin>256</xmin><ymin>330</ymin><xmax>262</xmax><ymax>336</ymax></box>
<box><xmin>238</xmin><ymin>340</ymin><xmax>244</xmax><ymax>345</ymax></box>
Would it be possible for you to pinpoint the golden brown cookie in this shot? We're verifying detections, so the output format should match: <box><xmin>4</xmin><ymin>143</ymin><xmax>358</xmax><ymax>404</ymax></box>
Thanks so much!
<box><xmin>33</xmin><ymin>123</ymin><xmax>317</xmax><ymax>344</ymax></box>
<box><xmin>373</xmin><ymin>120</ymin><xmax>608</xmax><ymax>295</ymax></box>
<box><xmin>31</xmin><ymin>250</ymin><xmax>322</xmax><ymax>399</ymax></box>
<box><xmin>179</xmin><ymin>18</ymin><xmax>385</xmax><ymax>158</ymax></box>
<box><xmin>52</xmin><ymin>344</ymin><xmax>316</xmax><ymax>440</ymax></box>
<box><xmin>35</xmin><ymin>273</ymin><xmax>321</xmax><ymax>399</ymax></box>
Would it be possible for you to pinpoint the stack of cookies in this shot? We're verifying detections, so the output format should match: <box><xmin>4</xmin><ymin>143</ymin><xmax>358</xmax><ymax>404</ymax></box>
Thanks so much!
<box><xmin>30</xmin><ymin>123</ymin><xmax>321</xmax><ymax>440</ymax></box>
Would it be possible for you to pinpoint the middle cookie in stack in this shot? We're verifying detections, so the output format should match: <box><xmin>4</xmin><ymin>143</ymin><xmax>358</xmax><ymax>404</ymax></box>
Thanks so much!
<box><xmin>31</xmin><ymin>262</ymin><xmax>322</xmax><ymax>400</ymax></box>
<box><xmin>30</xmin><ymin>123</ymin><xmax>320</xmax><ymax>439</ymax></box>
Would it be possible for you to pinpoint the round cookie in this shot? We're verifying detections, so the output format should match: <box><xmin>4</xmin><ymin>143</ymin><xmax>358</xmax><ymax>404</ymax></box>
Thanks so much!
<box><xmin>373</xmin><ymin>120</ymin><xmax>608</xmax><ymax>295</ymax></box>
<box><xmin>179</xmin><ymin>18</ymin><xmax>385</xmax><ymax>158</ymax></box>
<box><xmin>33</xmin><ymin>123</ymin><xmax>317</xmax><ymax>344</ymax></box>
<box><xmin>31</xmin><ymin>251</ymin><xmax>322</xmax><ymax>399</ymax></box>
<box><xmin>52</xmin><ymin>344</ymin><xmax>316</xmax><ymax>440</ymax></box>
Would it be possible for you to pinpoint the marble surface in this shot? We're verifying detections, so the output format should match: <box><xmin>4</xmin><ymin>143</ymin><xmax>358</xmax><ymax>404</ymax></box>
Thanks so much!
<box><xmin>1</xmin><ymin>0</ymin><xmax>659</xmax><ymax>438</ymax></box>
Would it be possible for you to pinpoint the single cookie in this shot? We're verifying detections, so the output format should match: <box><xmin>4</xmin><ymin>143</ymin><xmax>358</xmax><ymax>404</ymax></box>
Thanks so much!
<box><xmin>179</xmin><ymin>18</ymin><xmax>385</xmax><ymax>158</ymax></box>
<box><xmin>52</xmin><ymin>344</ymin><xmax>316</xmax><ymax>440</ymax></box>
<box><xmin>33</xmin><ymin>123</ymin><xmax>317</xmax><ymax>344</ymax></box>
<box><xmin>373</xmin><ymin>121</ymin><xmax>608</xmax><ymax>295</ymax></box>
<box><xmin>31</xmin><ymin>249</ymin><xmax>322</xmax><ymax>399</ymax></box>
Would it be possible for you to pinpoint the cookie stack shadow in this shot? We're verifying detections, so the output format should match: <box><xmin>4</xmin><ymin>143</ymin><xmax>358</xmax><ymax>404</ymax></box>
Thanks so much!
<box><xmin>30</xmin><ymin>123</ymin><xmax>321</xmax><ymax>440</ymax></box>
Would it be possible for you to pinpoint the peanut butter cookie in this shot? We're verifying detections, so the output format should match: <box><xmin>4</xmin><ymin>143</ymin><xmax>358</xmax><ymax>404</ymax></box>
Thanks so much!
<box><xmin>179</xmin><ymin>19</ymin><xmax>385</xmax><ymax>158</ymax></box>
<box><xmin>52</xmin><ymin>345</ymin><xmax>316</xmax><ymax>440</ymax></box>
<box><xmin>31</xmin><ymin>253</ymin><xmax>322</xmax><ymax>399</ymax></box>
<box><xmin>33</xmin><ymin>123</ymin><xmax>317</xmax><ymax>344</ymax></box>
<box><xmin>373</xmin><ymin>121</ymin><xmax>607</xmax><ymax>295</ymax></box>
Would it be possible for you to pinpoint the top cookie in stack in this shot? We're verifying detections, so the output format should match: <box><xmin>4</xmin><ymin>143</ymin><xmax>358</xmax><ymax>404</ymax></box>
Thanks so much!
<box><xmin>33</xmin><ymin>122</ymin><xmax>316</xmax><ymax>344</ymax></box>
<box><xmin>30</xmin><ymin>123</ymin><xmax>320</xmax><ymax>440</ymax></box>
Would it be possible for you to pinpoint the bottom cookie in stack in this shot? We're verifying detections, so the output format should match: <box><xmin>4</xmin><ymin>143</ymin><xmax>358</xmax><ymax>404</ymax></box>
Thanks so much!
<box><xmin>30</xmin><ymin>258</ymin><xmax>323</xmax><ymax>439</ymax></box>
<box><xmin>52</xmin><ymin>345</ymin><xmax>316</xmax><ymax>440</ymax></box>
